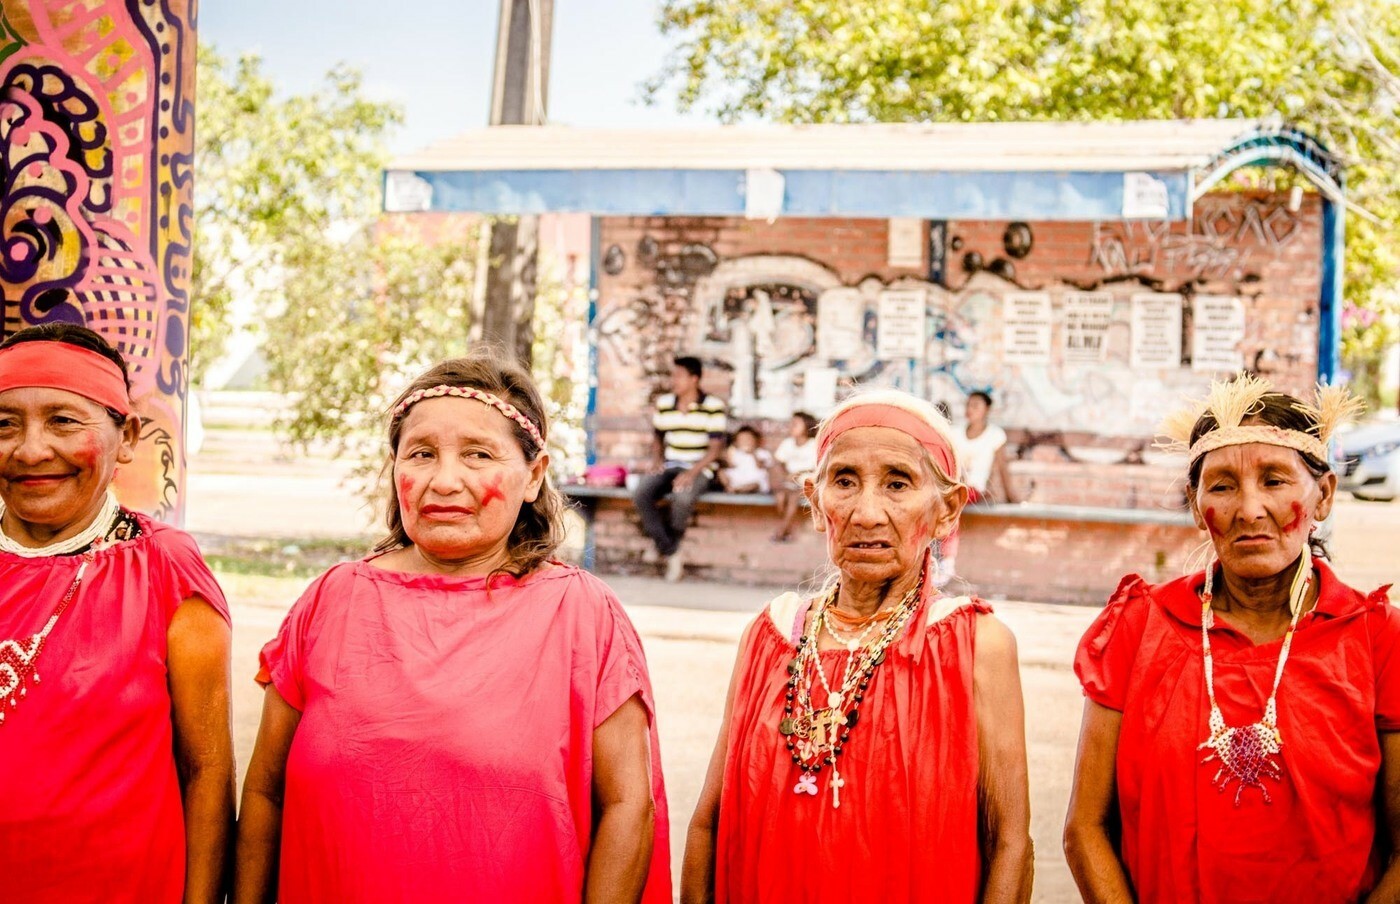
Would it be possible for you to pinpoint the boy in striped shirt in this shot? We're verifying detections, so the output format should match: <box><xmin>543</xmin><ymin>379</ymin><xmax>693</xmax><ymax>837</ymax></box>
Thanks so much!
<box><xmin>633</xmin><ymin>356</ymin><xmax>728</xmax><ymax>581</ymax></box>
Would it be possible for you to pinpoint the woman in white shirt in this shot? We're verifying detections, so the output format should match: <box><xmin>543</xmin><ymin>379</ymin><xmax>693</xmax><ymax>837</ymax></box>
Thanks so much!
<box><xmin>769</xmin><ymin>412</ymin><xmax>818</xmax><ymax>542</ymax></box>
<box><xmin>941</xmin><ymin>391</ymin><xmax>1018</xmax><ymax>583</ymax></box>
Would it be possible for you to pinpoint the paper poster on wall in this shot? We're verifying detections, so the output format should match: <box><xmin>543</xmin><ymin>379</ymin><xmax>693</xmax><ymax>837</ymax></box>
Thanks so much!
<box><xmin>1123</xmin><ymin>172</ymin><xmax>1170</xmax><ymax>219</ymax></box>
<box><xmin>816</xmin><ymin>287</ymin><xmax>866</xmax><ymax>361</ymax></box>
<box><xmin>887</xmin><ymin>218</ymin><xmax>924</xmax><ymax>267</ymax></box>
<box><xmin>1192</xmin><ymin>295</ymin><xmax>1247</xmax><ymax>372</ymax></box>
<box><xmin>1062</xmin><ymin>293</ymin><xmax>1115</xmax><ymax>363</ymax></box>
<box><xmin>1002</xmin><ymin>292</ymin><xmax>1053</xmax><ymax>364</ymax></box>
<box><xmin>876</xmin><ymin>289</ymin><xmax>927</xmax><ymax>359</ymax></box>
<box><xmin>802</xmin><ymin>366</ymin><xmax>840</xmax><ymax>414</ymax></box>
<box><xmin>1130</xmin><ymin>293</ymin><xmax>1184</xmax><ymax>369</ymax></box>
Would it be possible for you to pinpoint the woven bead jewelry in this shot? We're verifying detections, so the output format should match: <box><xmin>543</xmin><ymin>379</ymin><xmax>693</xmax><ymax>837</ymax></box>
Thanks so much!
<box><xmin>393</xmin><ymin>385</ymin><xmax>545</xmax><ymax>451</ymax></box>
<box><xmin>779</xmin><ymin>562</ymin><xmax>927</xmax><ymax>809</ymax></box>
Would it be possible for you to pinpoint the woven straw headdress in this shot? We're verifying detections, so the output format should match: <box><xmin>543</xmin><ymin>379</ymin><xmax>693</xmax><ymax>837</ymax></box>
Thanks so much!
<box><xmin>1154</xmin><ymin>373</ymin><xmax>1364</xmax><ymax>465</ymax></box>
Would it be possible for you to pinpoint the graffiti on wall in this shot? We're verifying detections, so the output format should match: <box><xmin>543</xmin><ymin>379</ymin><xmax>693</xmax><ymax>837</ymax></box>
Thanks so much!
<box><xmin>0</xmin><ymin>0</ymin><xmax>196</xmax><ymax>520</ymax></box>
<box><xmin>1089</xmin><ymin>198</ymin><xmax>1302</xmax><ymax>282</ymax></box>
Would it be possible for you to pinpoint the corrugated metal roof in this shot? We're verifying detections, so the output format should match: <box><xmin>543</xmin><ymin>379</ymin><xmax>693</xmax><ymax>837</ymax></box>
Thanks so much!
<box><xmin>389</xmin><ymin>120</ymin><xmax>1265</xmax><ymax>174</ymax></box>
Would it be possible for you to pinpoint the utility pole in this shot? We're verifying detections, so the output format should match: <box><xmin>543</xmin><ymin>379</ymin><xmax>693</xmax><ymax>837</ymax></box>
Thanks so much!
<box><xmin>473</xmin><ymin>0</ymin><xmax>554</xmax><ymax>364</ymax></box>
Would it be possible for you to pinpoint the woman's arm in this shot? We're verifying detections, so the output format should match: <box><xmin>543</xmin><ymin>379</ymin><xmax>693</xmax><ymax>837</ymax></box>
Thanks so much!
<box><xmin>974</xmin><ymin>613</ymin><xmax>1033</xmax><ymax>904</ymax></box>
<box><xmin>680</xmin><ymin>620</ymin><xmax>756</xmax><ymax>904</ymax></box>
<box><xmin>168</xmin><ymin>598</ymin><xmax>236</xmax><ymax>904</ymax></box>
<box><xmin>585</xmin><ymin>694</ymin><xmax>656</xmax><ymax>904</ymax></box>
<box><xmin>1365</xmin><ymin>733</ymin><xmax>1400</xmax><ymax>903</ymax></box>
<box><xmin>993</xmin><ymin>446</ymin><xmax>1018</xmax><ymax>504</ymax></box>
<box><xmin>233</xmin><ymin>686</ymin><xmax>302</xmax><ymax>904</ymax></box>
<box><xmin>1064</xmin><ymin>700</ymin><xmax>1135</xmax><ymax>903</ymax></box>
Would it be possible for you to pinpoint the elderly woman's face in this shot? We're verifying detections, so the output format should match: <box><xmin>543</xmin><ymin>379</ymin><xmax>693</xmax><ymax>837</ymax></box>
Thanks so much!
<box><xmin>1191</xmin><ymin>441</ymin><xmax>1335</xmax><ymax>581</ymax></box>
<box><xmin>0</xmin><ymin>386</ymin><xmax>136</xmax><ymax>533</ymax></box>
<box><xmin>393</xmin><ymin>396</ymin><xmax>547</xmax><ymax>567</ymax></box>
<box><xmin>807</xmin><ymin>426</ymin><xmax>961</xmax><ymax>588</ymax></box>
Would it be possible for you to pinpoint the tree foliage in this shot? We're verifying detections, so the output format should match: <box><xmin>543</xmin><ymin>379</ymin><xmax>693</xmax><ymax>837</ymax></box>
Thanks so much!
<box><xmin>193</xmin><ymin>49</ymin><xmax>583</xmax><ymax>487</ymax></box>
<box><xmin>649</xmin><ymin>0</ymin><xmax>1400</xmax><ymax>396</ymax></box>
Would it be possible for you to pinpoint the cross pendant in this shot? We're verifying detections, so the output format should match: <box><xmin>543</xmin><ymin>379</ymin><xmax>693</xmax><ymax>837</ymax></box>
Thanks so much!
<box><xmin>830</xmin><ymin>770</ymin><xmax>846</xmax><ymax>809</ymax></box>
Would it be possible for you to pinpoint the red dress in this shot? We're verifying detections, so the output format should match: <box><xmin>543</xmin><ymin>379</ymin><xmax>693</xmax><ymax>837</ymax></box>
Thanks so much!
<box><xmin>716</xmin><ymin>588</ymin><xmax>989</xmax><ymax>903</ymax></box>
<box><xmin>1075</xmin><ymin>558</ymin><xmax>1400</xmax><ymax>903</ymax></box>
<box><xmin>0</xmin><ymin>517</ymin><xmax>229</xmax><ymax>904</ymax></box>
<box><xmin>257</xmin><ymin>560</ymin><xmax>671</xmax><ymax>904</ymax></box>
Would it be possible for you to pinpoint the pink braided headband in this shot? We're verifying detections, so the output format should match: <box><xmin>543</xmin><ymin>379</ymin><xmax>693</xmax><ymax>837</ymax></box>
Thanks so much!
<box><xmin>392</xmin><ymin>385</ymin><xmax>545</xmax><ymax>450</ymax></box>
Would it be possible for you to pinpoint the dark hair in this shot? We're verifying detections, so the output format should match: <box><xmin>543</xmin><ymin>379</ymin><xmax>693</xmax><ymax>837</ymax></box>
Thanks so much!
<box><xmin>1186</xmin><ymin>391</ymin><xmax>1331</xmax><ymax>558</ymax></box>
<box><xmin>0</xmin><ymin>323</ymin><xmax>132</xmax><ymax>425</ymax></box>
<box><xmin>732</xmin><ymin>424</ymin><xmax>760</xmax><ymax>443</ymax></box>
<box><xmin>968</xmin><ymin>390</ymin><xmax>993</xmax><ymax>408</ymax></box>
<box><xmin>374</xmin><ymin>353</ymin><xmax>566</xmax><ymax>576</ymax></box>
<box><xmin>673</xmin><ymin>356</ymin><xmax>703</xmax><ymax>379</ymax></box>
<box><xmin>792</xmin><ymin>410</ymin><xmax>818</xmax><ymax>437</ymax></box>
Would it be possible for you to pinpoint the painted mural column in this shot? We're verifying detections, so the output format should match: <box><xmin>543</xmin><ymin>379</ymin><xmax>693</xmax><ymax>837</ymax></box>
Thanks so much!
<box><xmin>0</xmin><ymin>0</ymin><xmax>197</xmax><ymax>521</ymax></box>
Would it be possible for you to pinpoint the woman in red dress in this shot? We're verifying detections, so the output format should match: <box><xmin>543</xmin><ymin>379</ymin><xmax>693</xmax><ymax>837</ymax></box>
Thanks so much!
<box><xmin>1065</xmin><ymin>375</ymin><xmax>1400</xmax><ymax>903</ymax></box>
<box><xmin>0</xmin><ymin>324</ymin><xmax>234</xmax><ymax>904</ymax></box>
<box><xmin>235</xmin><ymin>353</ymin><xmax>669</xmax><ymax>904</ymax></box>
<box><xmin>682</xmin><ymin>389</ymin><xmax>1033</xmax><ymax>904</ymax></box>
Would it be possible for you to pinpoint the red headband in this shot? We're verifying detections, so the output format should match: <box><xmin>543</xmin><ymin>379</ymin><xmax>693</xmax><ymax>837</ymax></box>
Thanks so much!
<box><xmin>817</xmin><ymin>404</ymin><xmax>959</xmax><ymax>479</ymax></box>
<box><xmin>0</xmin><ymin>341</ymin><xmax>132</xmax><ymax>416</ymax></box>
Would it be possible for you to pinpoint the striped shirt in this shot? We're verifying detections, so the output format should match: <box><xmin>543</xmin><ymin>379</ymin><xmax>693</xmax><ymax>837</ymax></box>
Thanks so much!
<box><xmin>653</xmin><ymin>392</ymin><xmax>728</xmax><ymax>466</ymax></box>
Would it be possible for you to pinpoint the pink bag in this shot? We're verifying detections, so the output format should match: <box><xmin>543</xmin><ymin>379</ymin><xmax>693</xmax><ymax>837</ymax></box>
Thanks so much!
<box><xmin>583</xmin><ymin>464</ymin><xmax>627</xmax><ymax>488</ymax></box>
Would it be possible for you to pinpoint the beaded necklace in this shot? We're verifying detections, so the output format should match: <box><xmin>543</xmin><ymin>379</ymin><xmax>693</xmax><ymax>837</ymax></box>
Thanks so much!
<box><xmin>1196</xmin><ymin>556</ymin><xmax>1310</xmax><ymax>805</ymax></box>
<box><xmin>780</xmin><ymin>565</ymin><xmax>927</xmax><ymax>809</ymax></box>
<box><xmin>0</xmin><ymin>499</ymin><xmax>126</xmax><ymax>726</ymax></box>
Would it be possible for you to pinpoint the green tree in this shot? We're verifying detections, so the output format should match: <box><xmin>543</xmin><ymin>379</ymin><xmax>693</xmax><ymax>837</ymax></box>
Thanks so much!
<box><xmin>649</xmin><ymin>0</ymin><xmax>1400</xmax><ymax>401</ymax></box>
<box><xmin>193</xmin><ymin>49</ymin><xmax>582</xmax><ymax>487</ymax></box>
<box><xmin>192</xmin><ymin>47</ymin><xmax>401</xmax><ymax>383</ymax></box>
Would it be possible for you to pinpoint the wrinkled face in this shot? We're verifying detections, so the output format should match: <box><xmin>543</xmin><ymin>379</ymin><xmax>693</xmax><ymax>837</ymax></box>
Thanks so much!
<box><xmin>670</xmin><ymin>365</ymin><xmax>700</xmax><ymax>398</ymax></box>
<box><xmin>1191</xmin><ymin>441</ymin><xmax>1335</xmax><ymax>582</ymax></box>
<box><xmin>965</xmin><ymin>395</ymin><xmax>989</xmax><ymax>424</ymax></box>
<box><xmin>805</xmin><ymin>426</ymin><xmax>964</xmax><ymax>587</ymax></box>
<box><xmin>0</xmin><ymin>386</ymin><xmax>136</xmax><ymax>537</ymax></box>
<box><xmin>734</xmin><ymin>430</ymin><xmax>758</xmax><ymax>453</ymax></box>
<box><xmin>393</xmin><ymin>397</ymin><xmax>547</xmax><ymax>569</ymax></box>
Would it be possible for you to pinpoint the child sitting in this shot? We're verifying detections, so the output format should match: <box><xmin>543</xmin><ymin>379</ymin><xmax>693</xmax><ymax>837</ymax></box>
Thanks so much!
<box><xmin>719</xmin><ymin>425</ymin><xmax>773</xmax><ymax>494</ymax></box>
<box><xmin>770</xmin><ymin>411</ymin><xmax>818</xmax><ymax>542</ymax></box>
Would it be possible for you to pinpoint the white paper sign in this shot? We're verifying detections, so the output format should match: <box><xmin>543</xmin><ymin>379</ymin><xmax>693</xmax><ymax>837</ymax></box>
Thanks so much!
<box><xmin>1002</xmin><ymin>292</ymin><xmax>1053</xmax><ymax>364</ymax></box>
<box><xmin>383</xmin><ymin>171</ymin><xmax>433</xmax><ymax>212</ymax></box>
<box><xmin>745</xmin><ymin>167</ymin><xmax>785</xmax><ymax>220</ymax></box>
<box><xmin>887</xmin><ymin>218</ymin><xmax>924</xmax><ymax>267</ymax></box>
<box><xmin>816</xmin><ymin>287</ymin><xmax>866</xmax><ymax>362</ymax></box>
<box><xmin>802</xmin><ymin>366</ymin><xmax>840</xmax><ymax>414</ymax></box>
<box><xmin>1062</xmin><ymin>292</ymin><xmax>1115</xmax><ymax>363</ymax></box>
<box><xmin>1192</xmin><ymin>295</ymin><xmax>1247</xmax><ymax>372</ymax></box>
<box><xmin>876</xmin><ymin>289</ymin><xmax>926</xmax><ymax>359</ymax></box>
<box><xmin>1130</xmin><ymin>293</ymin><xmax>1184</xmax><ymax>369</ymax></box>
<box><xmin>1123</xmin><ymin>172</ymin><xmax>1170</xmax><ymax>219</ymax></box>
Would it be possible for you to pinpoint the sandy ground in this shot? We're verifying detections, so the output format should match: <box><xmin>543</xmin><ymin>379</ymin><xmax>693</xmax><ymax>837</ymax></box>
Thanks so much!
<box><xmin>189</xmin><ymin>425</ymin><xmax>1400</xmax><ymax>903</ymax></box>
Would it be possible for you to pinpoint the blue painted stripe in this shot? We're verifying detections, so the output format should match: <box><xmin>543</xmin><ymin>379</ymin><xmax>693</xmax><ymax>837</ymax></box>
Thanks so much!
<box><xmin>1320</xmin><ymin>197</ymin><xmax>1344</xmax><ymax>384</ymax></box>
<box><xmin>389</xmin><ymin>168</ymin><xmax>1193</xmax><ymax>221</ymax></box>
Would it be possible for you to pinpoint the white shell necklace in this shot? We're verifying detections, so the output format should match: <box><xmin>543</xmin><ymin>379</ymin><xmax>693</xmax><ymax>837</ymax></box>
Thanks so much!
<box><xmin>0</xmin><ymin>489</ymin><xmax>121</xmax><ymax>557</ymax></box>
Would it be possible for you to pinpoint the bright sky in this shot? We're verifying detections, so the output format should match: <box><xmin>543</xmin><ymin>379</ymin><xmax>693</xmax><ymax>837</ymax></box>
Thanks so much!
<box><xmin>200</xmin><ymin>0</ymin><xmax>709</xmax><ymax>155</ymax></box>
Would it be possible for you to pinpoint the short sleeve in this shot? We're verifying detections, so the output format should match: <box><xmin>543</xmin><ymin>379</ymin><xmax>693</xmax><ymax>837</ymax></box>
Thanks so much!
<box><xmin>1074</xmin><ymin>575</ymin><xmax>1153</xmax><ymax>712</ymax></box>
<box><xmin>705</xmin><ymin>397</ymin><xmax>728</xmax><ymax>436</ymax></box>
<box><xmin>1366</xmin><ymin>587</ymin><xmax>1400</xmax><ymax>730</ymax></box>
<box><xmin>587</xmin><ymin>578</ymin><xmax>654</xmax><ymax>729</ymax></box>
<box><xmin>147</xmin><ymin>524</ymin><xmax>230</xmax><ymax>626</ymax></box>
<box><xmin>254</xmin><ymin>568</ymin><xmax>339</xmax><ymax>712</ymax></box>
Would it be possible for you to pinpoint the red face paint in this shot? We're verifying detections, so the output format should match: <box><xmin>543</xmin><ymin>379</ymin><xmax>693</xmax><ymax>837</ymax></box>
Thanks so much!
<box><xmin>1282</xmin><ymin>501</ymin><xmax>1307</xmax><ymax>533</ymax></box>
<box><xmin>1204</xmin><ymin>506</ymin><xmax>1224</xmax><ymax>537</ymax></box>
<box><xmin>396</xmin><ymin>473</ymin><xmax>415</xmax><ymax>505</ymax></box>
<box><xmin>479</xmin><ymin>476</ymin><xmax>506</xmax><ymax>507</ymax></box>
